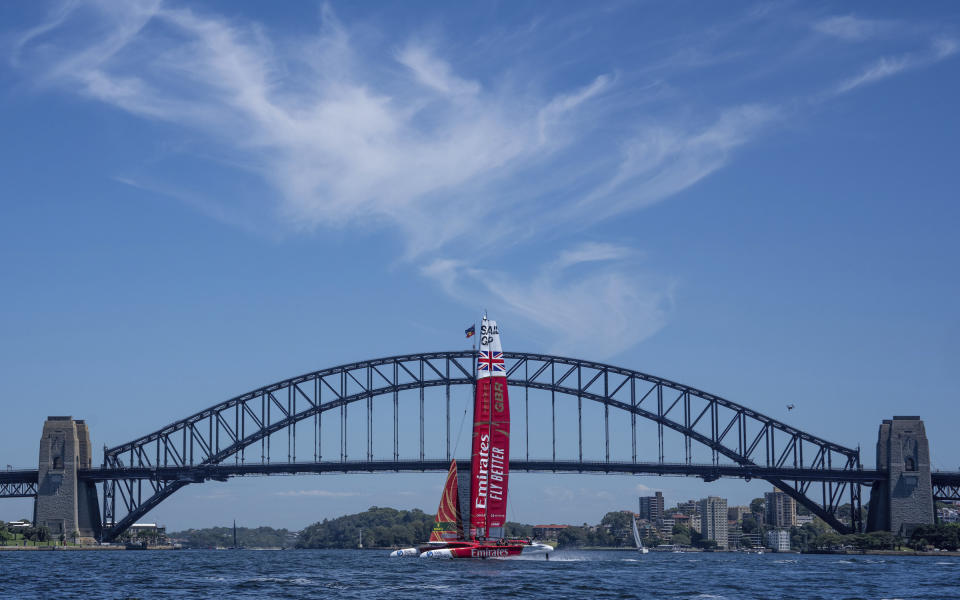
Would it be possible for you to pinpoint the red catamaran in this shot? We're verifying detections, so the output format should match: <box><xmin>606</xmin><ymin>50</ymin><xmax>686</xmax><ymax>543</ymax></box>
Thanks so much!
<box><xmin>390</xmin><ymin>316</ymin><xmax>553</xmax><ymax>559</ymax></box>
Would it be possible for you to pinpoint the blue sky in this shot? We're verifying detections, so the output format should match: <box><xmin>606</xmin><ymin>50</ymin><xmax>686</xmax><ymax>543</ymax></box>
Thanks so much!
<box><xmin>1</xmin><ymin>1</ymin><xmax>958</xmax><ymax>529</ymax></box>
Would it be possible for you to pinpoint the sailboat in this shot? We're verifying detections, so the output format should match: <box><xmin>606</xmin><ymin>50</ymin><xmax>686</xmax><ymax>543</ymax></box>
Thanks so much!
<box><xmin>631</xmin><ymin>516</ymin><xmax>649</xmax><ymax>554</ymax></box>
<box><xmin>390</xmin><ymin>316</ymin><xmax>553</xmax><ymax>559</ymax></box>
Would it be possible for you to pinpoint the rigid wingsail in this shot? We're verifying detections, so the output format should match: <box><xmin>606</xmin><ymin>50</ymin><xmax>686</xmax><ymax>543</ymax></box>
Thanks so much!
<box><xmin>390</xmin><ymin>316</ymin><xmax>553</xmax><ymax>559</ymax></box>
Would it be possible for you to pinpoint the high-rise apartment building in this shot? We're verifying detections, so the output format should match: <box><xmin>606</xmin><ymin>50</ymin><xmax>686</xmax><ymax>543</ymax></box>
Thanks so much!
<box><xmin>698</xmin><ymin>496</ymin><xmax>728</xmax><ymax>549</ymax></box>
<box><xmin>639</xmin><ymin>491</ymin><xmax>664</xmax><ymax>523</ymax></box>
<box><xmin>764</xmin><ymin>489</ymin><xmax>797</xmax><ymax>528</ymax></box>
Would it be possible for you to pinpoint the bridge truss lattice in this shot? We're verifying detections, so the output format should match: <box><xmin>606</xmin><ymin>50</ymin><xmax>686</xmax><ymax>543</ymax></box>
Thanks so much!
<box><xmin>99</xmin><ymin>351</ymin><xmax>866</xmax><ymax>541</ymax></box>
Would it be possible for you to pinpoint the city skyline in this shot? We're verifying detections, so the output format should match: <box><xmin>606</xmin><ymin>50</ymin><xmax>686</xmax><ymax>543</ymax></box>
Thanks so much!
<box><xmin>2</xmin><ymin>2</ymin><xmax>959</xmax><ymax>530</ymax></box>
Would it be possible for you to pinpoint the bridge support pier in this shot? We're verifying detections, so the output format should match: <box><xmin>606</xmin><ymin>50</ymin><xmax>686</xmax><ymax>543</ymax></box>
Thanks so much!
<box><xmin>36</xmin><ymin>417</ymin><xmax>101</xmax><ymax>544</ymax></box>
<box><xmin>866</xmin><ymin>416</ymin><xmax>934</xmax><ymax>536</ymax></box>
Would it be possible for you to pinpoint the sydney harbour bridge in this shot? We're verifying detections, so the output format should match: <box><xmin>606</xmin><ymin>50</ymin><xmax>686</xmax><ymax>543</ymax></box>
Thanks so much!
<box><xmin>2</xmin><ymin>350</ymin><xmax>958</xmax><ymax>543</ymax></box>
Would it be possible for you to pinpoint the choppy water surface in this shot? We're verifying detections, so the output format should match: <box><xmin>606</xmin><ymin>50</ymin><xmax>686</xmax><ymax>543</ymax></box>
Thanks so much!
<box><xmin>1</xmin><ymin>549</ymin><xmax>957</xmax><ymax>599</ymax></box>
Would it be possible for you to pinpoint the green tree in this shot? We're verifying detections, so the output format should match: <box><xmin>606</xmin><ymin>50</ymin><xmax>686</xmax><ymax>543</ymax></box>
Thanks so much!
<box><xmin>171</xmin><ymin>525</ymin><xmax>292</xmax><ymax>549</ymax></box>
<box><xmin>910</xmin><ymin>524</ymin><xmax>960</xmax><ymax>551</ymax></box>
<box><xmin>296</xmin><ymin>507</ymin><xmax>434</xmax><ymax>549</ymax></box>
<box><xmin>505</xmin><ymin>522</ymin><xmax>533</xmax><ymax>539</ymax></box>
<box><xmin>642</xmin><ymin>533</ymin><xmax>661</xmax><ymax>548</ymax></box>
<box><xmin>600</xmin><ymin>512</ymin><xmax>633</xmax><ymax>547</ymax></box>
<box><xmin>557</xmin><ymin>526</ymin><xmax>588</xmax><ymax>548</ymax></box>
<box><xmin>812</xmin><ymin>531</ymin><xmax>854</xmax><ymax>551</ymax></box>
<box><xmin>671</xmin><ymin>525</ymin><xmax>692</xmax><ymax>546</ymax></box>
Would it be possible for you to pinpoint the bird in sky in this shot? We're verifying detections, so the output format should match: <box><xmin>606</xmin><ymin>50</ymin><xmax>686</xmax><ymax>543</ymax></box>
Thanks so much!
<box><xmin>787</xmin><ymin>404</ymin><xmax>795</xmax><ymax>411</ymax></box>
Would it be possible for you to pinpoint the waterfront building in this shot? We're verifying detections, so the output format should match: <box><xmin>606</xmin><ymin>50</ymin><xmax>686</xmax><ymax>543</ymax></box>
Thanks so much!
<box><xmin>532</xmin><ymin>524</ymin><xmax>568</xmax><ymax>539</ymax></box>
<box><xmin>698</xmin><ymin>496</ymin><xmax>728</xmax><ymax>549</ymax></box>
<box><xmin>766</xmin><ymin>529</ymin><xmax>791</xmax><ymax>552</ymax></box>
<box><xmin>937</xmin><ymin>507</ymin><xmax>959</xmax><ymax>523</ymax></box>
<box><xmin>728</xmin><ymin>505</ymin><xmax>750</xmax><ymax>522</ymax></box>
<box><xmin>659</xmin><ymin>517</ymin><xmax>675</xmax><ymax>540</ymax></box>
<box><xmin>728</xmin><ymin>521</ymin><xmax>740</xmax><ymax>546</ymax></box>
<box><xmin>6</xmin><ymin>519</ymin><xmax>31</xmax><ymax>531</ymax></box>
<box><xmin>688</xmin><ymin>514</ymin><xmax>702</xmax><ymax>534</ymax></box>
<box><xmin>795</xmin><ymin>514</ymin><xmax>814</xmax><ymax>526</ymax></box>
<box><xmin>639</xmin><ymin>491</ymin><xmax>664</xmax><ymax>523</ymax></box>
<box><xmin>677</xmin><ymin>500</ymin><xmax>699</xmax><ymax>517</ymax></box>
<box><xmin>764</xmin><ymin>489</ymin><xmax>797</xmax><ymax>528</ymax></box>
<box><xmin>637</xmin><ymin>520</ymin><xmax>659</xmax><ymax>540</ymax></box>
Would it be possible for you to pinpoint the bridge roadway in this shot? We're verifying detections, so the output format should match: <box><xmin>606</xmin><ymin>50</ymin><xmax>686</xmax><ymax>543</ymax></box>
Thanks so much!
<box><xmin>0</xmin><ymin>460</ymin><xmax>891</xmax><ymax>485</ymax></box>
<box><xmin>5</xmin><ymin>463</ymin><xmax>960</xmax><ymax>498</ymax></box>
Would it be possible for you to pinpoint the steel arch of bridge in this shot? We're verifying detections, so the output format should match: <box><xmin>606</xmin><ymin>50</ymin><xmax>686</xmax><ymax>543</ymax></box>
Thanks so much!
<box><xmin>100</xmin><ymin>351</ymin><xmax>865</xmax><ymax>541</ymax></box>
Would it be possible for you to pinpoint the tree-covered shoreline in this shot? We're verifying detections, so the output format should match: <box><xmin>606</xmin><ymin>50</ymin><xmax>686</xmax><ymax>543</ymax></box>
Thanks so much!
<box><xmin>296</xmin><ymin>506</ymin><xmax>432</xmax><ymax>549</ymax></box>
<box><xmin>295</xmin><ymin>506</ymin><xmax>537</xmax><ymax>549</ymax></box>
<box><xmin>169</xmin><ymin>526</ymin><xmax>295</xmax><ymax>549</ymax></box>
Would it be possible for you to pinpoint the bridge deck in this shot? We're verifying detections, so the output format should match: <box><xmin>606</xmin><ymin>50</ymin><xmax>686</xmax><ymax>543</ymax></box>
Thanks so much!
<box><xmin>3</xmin><ymin>462</ymin><xmax>891</xmax><ymax>484</ymax></box>
<box><xmin>11</xmin><ymin>464</ymin><xmax>960</xmax><ymax>488</ymax></box>
<box><xmin>85</xmin><ymin>460</ymin><xmax>887</xmax><ymax>483</ymax></box>
<box><xmin>0</xmin><ymin>470</ymin><xmax>38</xmax><ymax>484</ymax></box>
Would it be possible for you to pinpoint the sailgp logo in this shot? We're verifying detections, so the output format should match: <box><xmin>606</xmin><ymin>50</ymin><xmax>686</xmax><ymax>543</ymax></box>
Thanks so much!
<box><xmin>480</xmin><ymin>322</ymin><xmax>499</xmax><ymax>346</ymax></box>
<box><xmin>471</xmin><ymin>548</ymin><xmax>509</xmax><ymax>558</ymax></box>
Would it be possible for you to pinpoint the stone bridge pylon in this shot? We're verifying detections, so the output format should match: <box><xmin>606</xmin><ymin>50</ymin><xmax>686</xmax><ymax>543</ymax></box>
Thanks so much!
<box><xmin>866</xmin><ymin>416</ymin><xmax>934</xmax><ymax>536</ymax></box>
<box><xmin>35</xmin><ymin>416</ymin><xmax>101</xmax><ymax>543</ymax></box>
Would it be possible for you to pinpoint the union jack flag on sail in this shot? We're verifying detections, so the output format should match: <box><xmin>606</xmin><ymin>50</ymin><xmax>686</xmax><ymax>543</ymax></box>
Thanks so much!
<box><xmin>477</xmin><ymin>350</ymin><xmax>505</xmax><ymax>373</ymax></box>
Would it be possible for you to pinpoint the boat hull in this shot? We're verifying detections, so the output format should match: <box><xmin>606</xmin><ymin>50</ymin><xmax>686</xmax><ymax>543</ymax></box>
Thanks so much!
<box><xmin>419</xmin><ymin>540</ymin><xmax>553</xmax><ymax>559</ymax></box>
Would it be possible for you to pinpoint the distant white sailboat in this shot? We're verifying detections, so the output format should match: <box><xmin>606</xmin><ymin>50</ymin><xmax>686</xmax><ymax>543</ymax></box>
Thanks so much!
<box><xmin>631</xmin><ymin>517</ymin><xmax>649</xmax><ymax>554</ymax></box>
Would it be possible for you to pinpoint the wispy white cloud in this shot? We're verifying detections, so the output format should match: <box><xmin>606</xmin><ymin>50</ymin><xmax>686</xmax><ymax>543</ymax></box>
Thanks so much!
<box><xmin>396</xmin><ymin>44</ymin><xmax>481</xmax><ymax>96</ymax></box>
<box><xmin>813</xmin><ymin>15</ymin><xmax>895</xmax><ymax>42</ymax></box>
<box><xmin>554</xmin><ymin>242</ymin><xmax>635</xmax><ymax>270</ymax></box>
<box><xmin>537</xmin><ymin>74</ymin><xmax>612</xmax><ymax>144</ymax></box>
<box><xmin>12</xmin><ymin>3</ymin><xmax>957</xmax><ymax>357</ymax></box>
<box><xmin>932</xmin><ymin>37</ymin><xmax>960</xmax><ymax>59</ymax></box>
<box><xmin>12</xmin><ymin>2</ymin><xmax>615</xmax><ymax>258</ymax></box>
<box><xmin>834</xmin><ymin>56</ymin><xmax>911</xmax><ymax>94</ymax></box>
<box><xmin>833</xmin><ymin>38</ymin><xmax>958</xmax><ymax>95</ymax></box>
<box><xmin>423</xmin><ymin>242</ymin><xmax>672</xmax><ymax>358</ymax></box>
<box><xmin>578</xmin><ymin>104</ymin><xmax>780</xmax><ymax>219</ymax></box>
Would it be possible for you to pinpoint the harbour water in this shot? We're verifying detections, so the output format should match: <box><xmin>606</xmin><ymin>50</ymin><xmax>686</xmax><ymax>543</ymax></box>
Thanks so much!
<box><xmin>1</xmin><ymin>549</ymin><xmax>957</xmax><ymax>599</ymax></box>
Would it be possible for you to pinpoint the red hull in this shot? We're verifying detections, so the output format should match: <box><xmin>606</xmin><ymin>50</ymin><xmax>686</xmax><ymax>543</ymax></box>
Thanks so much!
<box><xmin>419</xmin><ymin>540</ymin><xmax>526</xmax><ymax>558</ymax></box>
<box><xmin>450</xmin><ymin>543</ymin><xmax>524</xmax><ymax>559</ymax></box>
